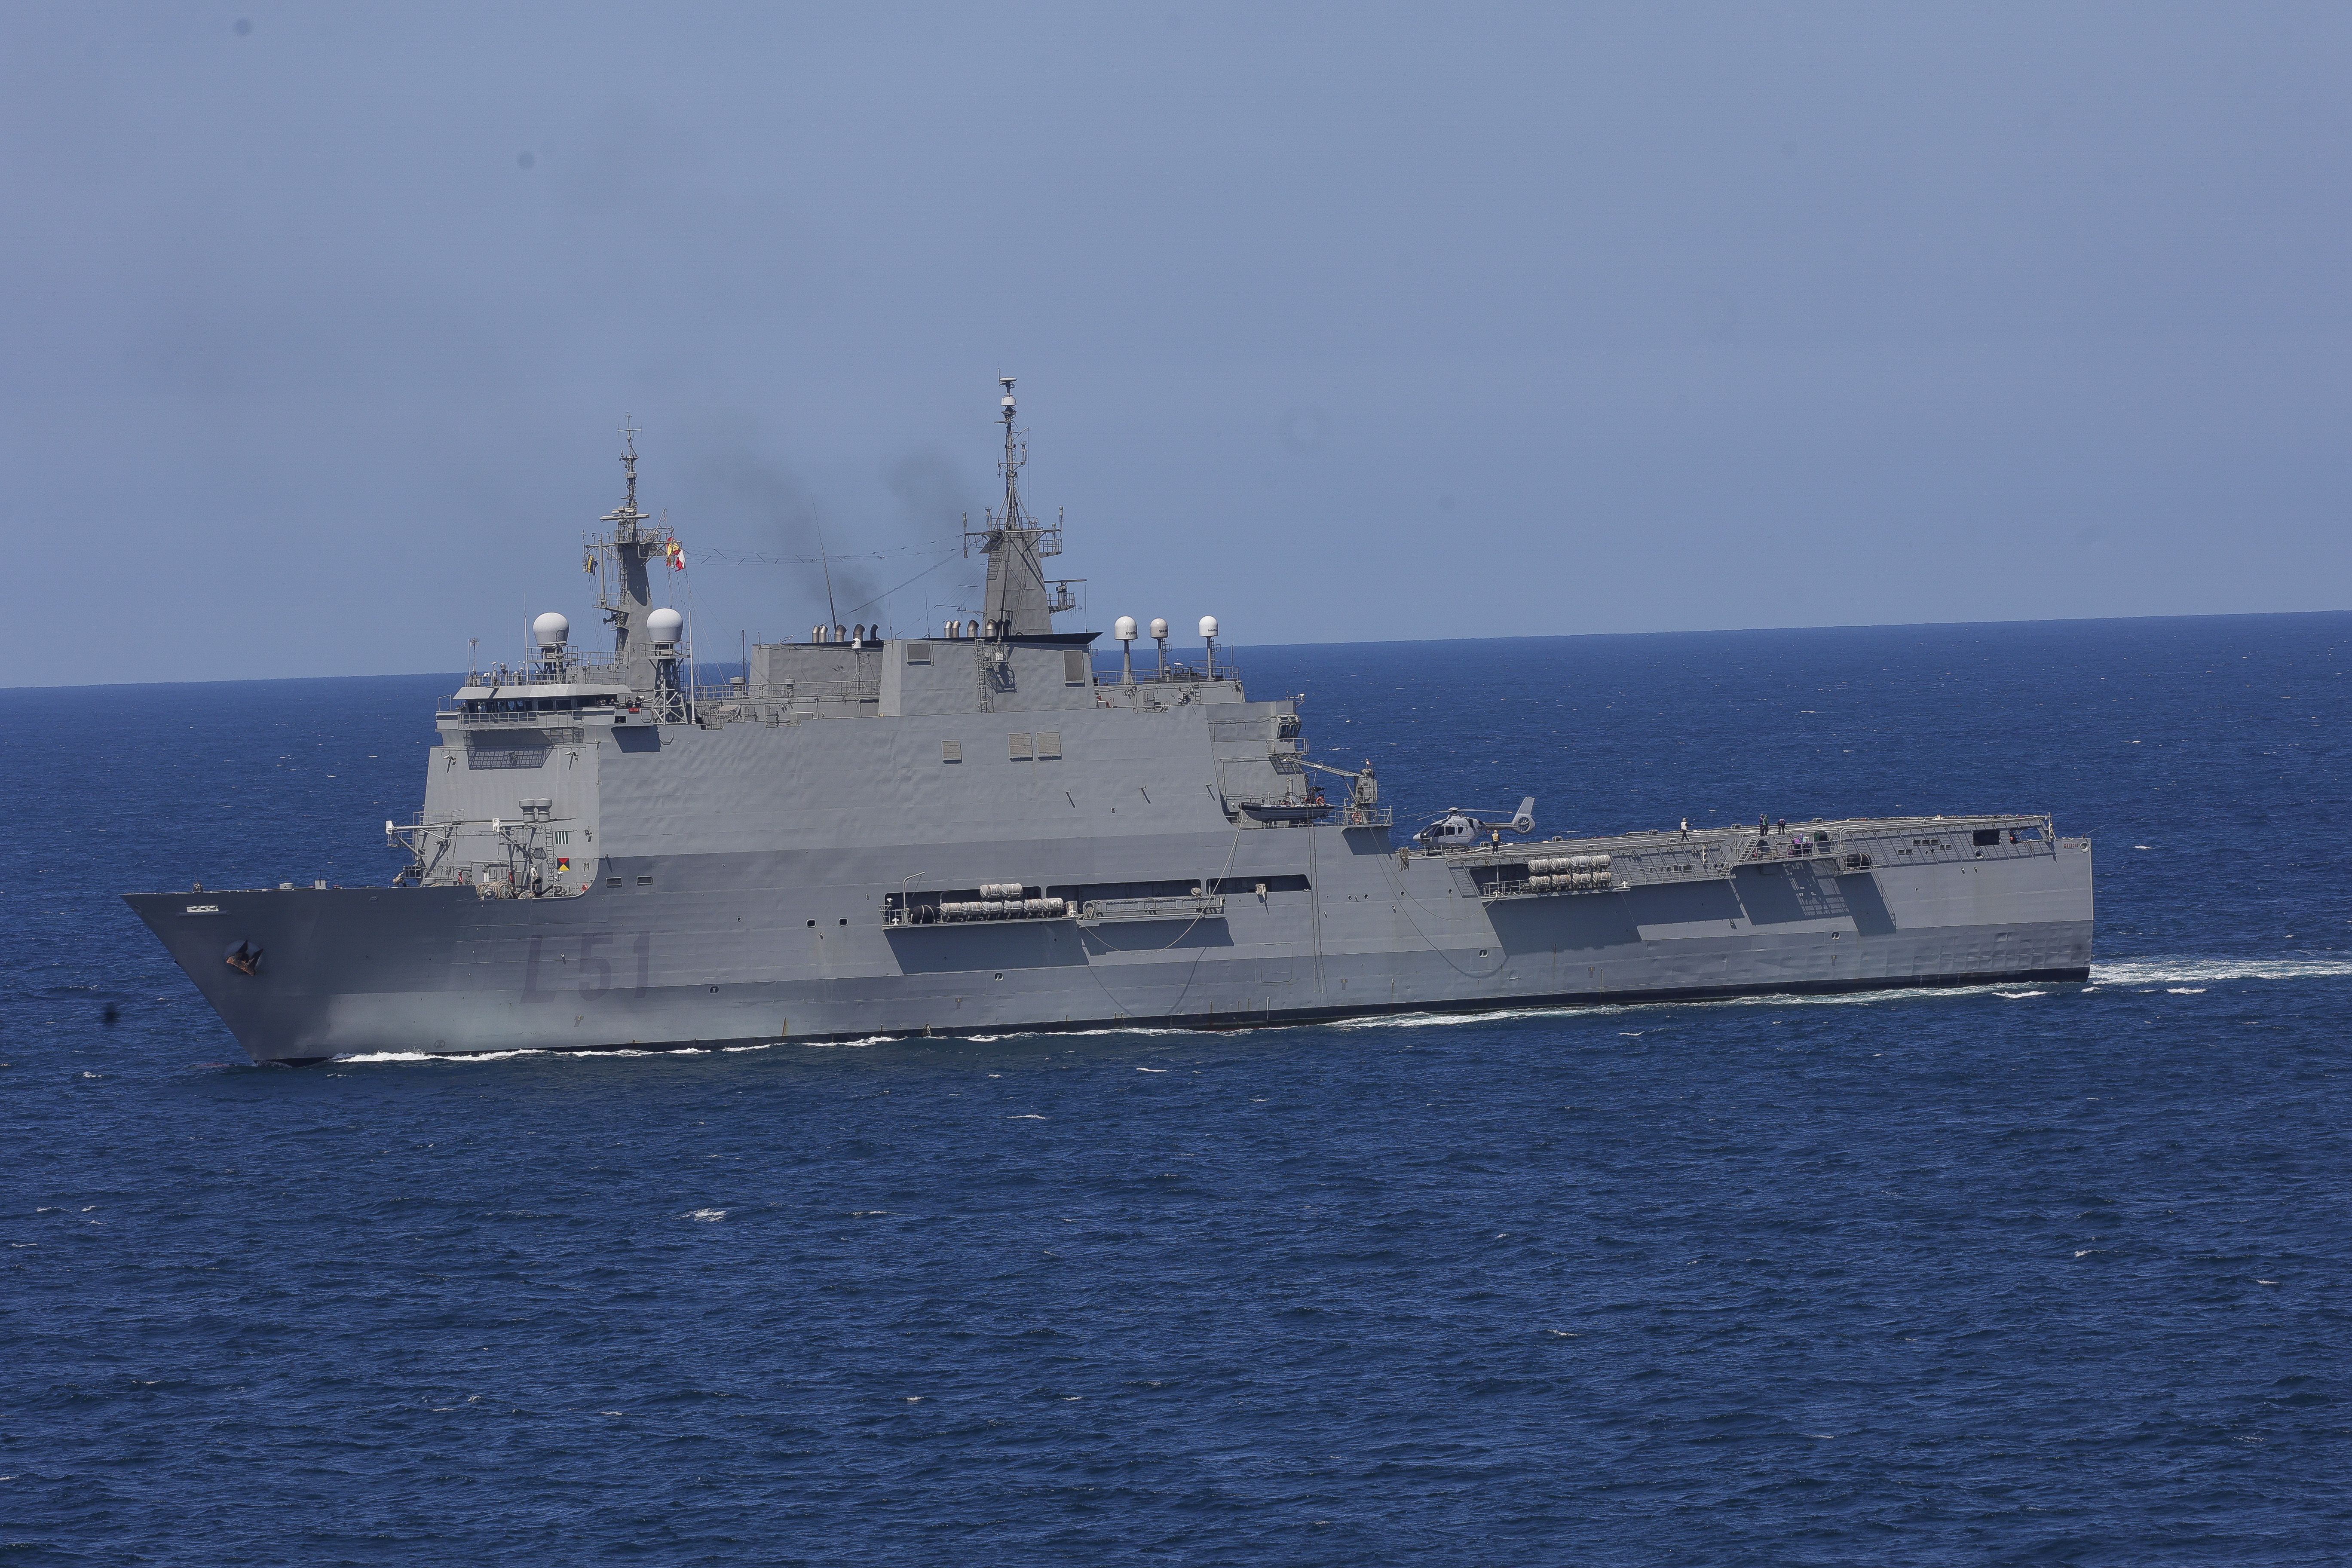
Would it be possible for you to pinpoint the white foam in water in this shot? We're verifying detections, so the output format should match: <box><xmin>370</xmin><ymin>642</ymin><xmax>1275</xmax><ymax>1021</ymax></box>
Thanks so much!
<box><xmin>1324</xmin><ymin>958</ymin><xmax>2349</xmax><ymax>1038</ymax></box>
<box><xmin>1330</xmin><ymin>983</ymin><xmax>2029</xmax><ymax>1032</ymax></box>
<box><xmin>2093</xmin><ymin>957</ymin><xmax>2352</xmax><ymax>984</ymax></box>
<box><xmin>1058</xmin><ymin>1026</ymin><xmax>1197</xmax><ymax>1039</ymax></box>
<box><xmin>685</xmin><ymin>1209</ymin><xmax>726</xmax><ymax>1222</ymax></box>
<box><xmin>337</xmin><ymin>1044</ymin><xmax>717</xmax><ymax>1066</ymax></box>
<box><xmin>339</xmin><ymin>1049</ymin><xmax>538</xmax><ymax>1064</ymax></box>
<box><xmin>1332</xmin><ymin>1003</ymin><xmax>1623</xmax><ymax>1031</ymax></box>
<box><xmin>947</xmin><ymin>1024</ymin><xmax>1205</xmax><ymax>1044</ymax></box>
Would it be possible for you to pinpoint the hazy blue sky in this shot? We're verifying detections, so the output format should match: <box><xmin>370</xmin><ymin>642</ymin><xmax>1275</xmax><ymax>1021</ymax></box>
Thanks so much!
<box><xmin>9</xmin><ymin>4</ymin><xmax>2349</xmax><ymax>686</ymax></box>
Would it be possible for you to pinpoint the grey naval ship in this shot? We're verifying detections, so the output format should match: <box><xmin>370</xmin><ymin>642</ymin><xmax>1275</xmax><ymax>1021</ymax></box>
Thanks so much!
<box><xmin>128</xmin><ymin>383</ymin><xmax>2095</xmax><ymax>1065</ymax></box>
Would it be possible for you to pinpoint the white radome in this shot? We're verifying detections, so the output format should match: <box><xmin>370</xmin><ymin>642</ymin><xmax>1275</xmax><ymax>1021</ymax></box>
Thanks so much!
<box><xmin>647</xmin><ymin>607</ymin><xmax>685</xmax><ymax>646</ymax></box>
<box><xmin>1198</xmin><ymin>615</ymin><xmax>1219</xmax><ymax>640</ymax></box>
<box><xmin>532</xmin><ymin>612</ymin><xmax>570</xmax><ymax>648</ymax></box>
<box><xmin>1149</xmin><ymin>618</ymin><xmax>1168</xmax><ymax>640</ymax></box>
<box><xmin>1114</xmin><ymin>616</ymin><xmax>1138</xmax><ymax>642</ymax></box>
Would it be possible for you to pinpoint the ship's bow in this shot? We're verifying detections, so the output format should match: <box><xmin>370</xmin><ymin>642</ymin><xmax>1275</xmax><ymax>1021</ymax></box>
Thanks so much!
<box><xmin>125</xmin><ymin>890</ymin><xmax>345</xmax><ymax>1065</ymax></box>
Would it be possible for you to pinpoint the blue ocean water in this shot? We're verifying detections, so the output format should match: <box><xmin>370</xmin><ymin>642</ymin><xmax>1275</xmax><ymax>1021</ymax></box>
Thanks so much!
<box><xmin>5</xmin><ymin>614</ymin><xmax>2350</xmax><ymax>1564</ymax></box>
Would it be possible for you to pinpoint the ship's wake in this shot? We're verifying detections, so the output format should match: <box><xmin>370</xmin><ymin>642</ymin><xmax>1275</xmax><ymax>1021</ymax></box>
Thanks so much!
<box><xmin>2090</xmin><ymin>956</ymin><xmax>2352</xmax><ymax>985</ymax></box>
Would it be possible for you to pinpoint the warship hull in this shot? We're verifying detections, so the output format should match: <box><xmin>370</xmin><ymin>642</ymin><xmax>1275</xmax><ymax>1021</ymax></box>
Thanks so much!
<box><xmin>128</xmin><ymin>815</ymin><xmax>2092</xmax><ymax>1066</ymax></box>
<box><xmin>125</xmin><ymin>390</ymin><xmax>2093</xmax><ymax>1065</ymax></box>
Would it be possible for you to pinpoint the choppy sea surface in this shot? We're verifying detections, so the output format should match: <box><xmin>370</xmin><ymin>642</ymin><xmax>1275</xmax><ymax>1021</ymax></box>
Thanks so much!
<box><xmin>5</xmin><ymin>614</ymin><xmax>2350</xmax><ymax>1565</ymax></box>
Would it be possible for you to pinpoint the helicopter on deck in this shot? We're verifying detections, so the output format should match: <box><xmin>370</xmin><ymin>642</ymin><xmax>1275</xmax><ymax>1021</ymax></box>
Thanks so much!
<box><xmin>1415</xmin><ymin>796</ymin><xmax>1536</xmax><ymax>850</ymax></box>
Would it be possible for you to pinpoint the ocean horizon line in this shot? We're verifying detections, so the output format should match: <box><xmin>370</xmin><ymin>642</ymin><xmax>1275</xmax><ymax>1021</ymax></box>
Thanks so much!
<box><xmin>7</xmin><ymin>604</ymin><xmax>2349</xmax><ymax>696</ymax></box>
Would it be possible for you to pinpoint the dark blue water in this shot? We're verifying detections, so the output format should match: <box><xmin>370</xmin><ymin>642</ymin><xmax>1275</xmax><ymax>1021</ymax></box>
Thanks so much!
<box><xmin>7</xmin><ymin>616</ymin><xmax>2351</xmax><ymax>1564</ymax></box>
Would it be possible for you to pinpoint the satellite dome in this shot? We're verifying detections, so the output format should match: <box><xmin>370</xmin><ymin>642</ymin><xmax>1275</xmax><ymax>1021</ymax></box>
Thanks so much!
<box><xmin>1198</xmin><ymin>615</ymin><xmax>1219</xmax><ymax>640</ymax></box>
<box><xmin>533</xmin><ymin>612</ymin><xmax>570</xmax><ymax>649</ymax></box>
<box><xmin>1114</xmin><ymin>616</ymin><xmax>1137</xmax><ymax>642</ymax></box>
<box><xmin>646</xmin><ymin>607</ymin><xmax>685</xmax><ymax>646</ymax></box>
<box><xmin>1149</xmin><ymin>618</ymin><xmax>1168</xmax><ymax>640</ymax></box>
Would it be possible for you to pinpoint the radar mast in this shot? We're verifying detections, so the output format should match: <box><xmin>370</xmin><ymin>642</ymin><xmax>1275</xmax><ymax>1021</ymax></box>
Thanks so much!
<box><xmin>967</xmin><ymin>379</ymin><xmax>1073</xmax><ymax>638</ymax></box>
<box><xmin>585</xmin><ymin>419</ymin><xmax>672</xmax><ymax>690</ymax></box>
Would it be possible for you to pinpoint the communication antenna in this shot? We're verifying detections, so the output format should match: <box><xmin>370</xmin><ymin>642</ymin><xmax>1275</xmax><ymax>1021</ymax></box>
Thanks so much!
<box><xmin>999</xmin><ymin>377</ymin><xmax>1025</xmax><ymax>530</ymax></box>
<box><xmin>815</xmin><ymin>520</ymin><xmax>840</xmax><ymax>630</ymax></box>
<box><xmin>620</xmin><ymin>416</ymin><xmax>638</xmax><ymax>518</ymax></box>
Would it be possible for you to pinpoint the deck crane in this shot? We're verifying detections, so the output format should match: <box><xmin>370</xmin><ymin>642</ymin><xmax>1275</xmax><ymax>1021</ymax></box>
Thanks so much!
<box><xmin>1292</xmin><ymin>756</ymin><xmax>1381</xmax><ymax>812</ymax></box>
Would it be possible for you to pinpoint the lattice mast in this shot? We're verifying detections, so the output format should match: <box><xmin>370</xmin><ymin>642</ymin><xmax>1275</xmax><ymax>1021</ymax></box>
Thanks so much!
<box><xmin>582</xmin><ymin>421</ymin><xmax>672</xmax><ymax>690</ymax></box>
<box><xmin>967</xmin><ymin>379</ymin><xmax>1070</xmax><ymax>638</ymax></box>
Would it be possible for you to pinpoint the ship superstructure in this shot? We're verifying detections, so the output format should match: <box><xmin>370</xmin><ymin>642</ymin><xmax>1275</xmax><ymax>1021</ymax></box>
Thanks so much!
<box><xmin>127</xmin><ymin>386</ymin><xmax>2094</xmax><ymax>1064</ymax></box>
